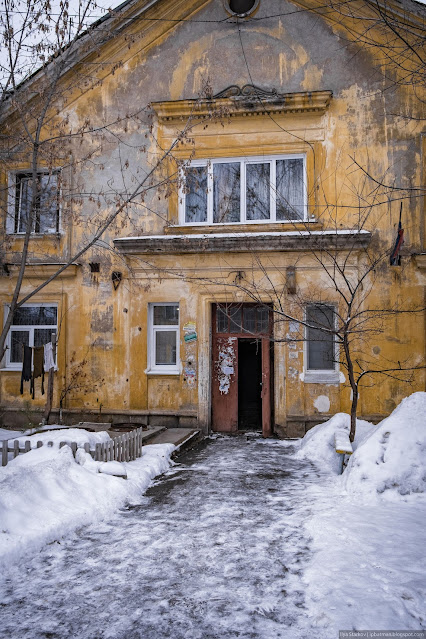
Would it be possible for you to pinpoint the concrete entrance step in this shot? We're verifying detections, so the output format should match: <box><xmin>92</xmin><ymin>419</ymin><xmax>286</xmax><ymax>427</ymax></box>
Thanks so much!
<box><xmin>144</xmin><ymin>428</ymin><xmax>201</xmax><ymax>451</ymax></box>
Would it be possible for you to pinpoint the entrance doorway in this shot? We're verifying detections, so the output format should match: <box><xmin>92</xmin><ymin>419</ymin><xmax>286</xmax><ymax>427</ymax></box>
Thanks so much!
<box><xmin>211</xmin><ymin>304</ymin><xmax>273</xmax><ymax>437</ymax></box>
<box><xmin>238</xmin><ymin>339</ymin><xmax>262</xmax><ymax>430</ymax></box>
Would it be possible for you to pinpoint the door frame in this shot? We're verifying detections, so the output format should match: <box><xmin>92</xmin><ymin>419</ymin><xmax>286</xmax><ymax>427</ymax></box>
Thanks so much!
<box><xmin>211</xmin><ymin>303</ymin><xmax>273</xmax><ymax>437</ymax></box>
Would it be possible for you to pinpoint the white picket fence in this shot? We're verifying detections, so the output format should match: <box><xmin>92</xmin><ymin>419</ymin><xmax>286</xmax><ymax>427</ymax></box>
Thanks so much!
<box><xmin>1</xmin><ymin>426</ymin><xmax>144</xmax><ymax>467</ymax></box>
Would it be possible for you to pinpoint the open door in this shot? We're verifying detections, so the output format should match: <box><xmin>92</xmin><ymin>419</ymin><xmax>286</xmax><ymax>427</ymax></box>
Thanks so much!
<box><xmin>238</xmin><ymin>338</ymin><xmax>262</xmax><ymax>431</ymax></box>
<box><xmin>211</xmin><ymin>304</ymin><xmax>273</xmax><ymax>436</ymax></box>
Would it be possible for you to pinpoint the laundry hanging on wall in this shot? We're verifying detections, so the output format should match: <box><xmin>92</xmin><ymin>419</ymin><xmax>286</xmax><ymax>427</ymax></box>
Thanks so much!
<box><xmin>44</xmin><ymin>342</ymin><xmax>55</xmax><ymax>371</ymax></box>
<box><xmin>20</xmin><ymin>345</ymin><xmax>32</xmax><ymax>395</ymax></box>
<box><xmin>20</xmin><ymin>343</ymin><xmax>51</xmax><ymax>398</ymax></box>
<box><xmin>32</xmin><ymin>346</ymin><xmax>45</xmax><ymax>399</ymax></box>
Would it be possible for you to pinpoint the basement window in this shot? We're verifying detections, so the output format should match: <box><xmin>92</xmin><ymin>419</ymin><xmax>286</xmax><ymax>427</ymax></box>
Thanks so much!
<box><xmin>180</xmin><ymin>155</ymin><xmax>307</xmax><ymax>225</ymax></box>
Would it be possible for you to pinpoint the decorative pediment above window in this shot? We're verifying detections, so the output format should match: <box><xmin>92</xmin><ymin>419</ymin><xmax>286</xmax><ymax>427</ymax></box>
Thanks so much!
<box><xmin>151</xmin><ymin>87</ymin><xmax>332</xmax><ymax>122</ymax></box>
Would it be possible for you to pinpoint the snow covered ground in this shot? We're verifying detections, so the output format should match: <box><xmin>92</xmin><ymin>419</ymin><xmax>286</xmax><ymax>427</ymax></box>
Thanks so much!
<box><xmin>296</xmin><ymin>392</ymin><xmax>426</xmax><ymax>631</ymax></box>
<box><xmin>0</xmin><ymin>393</ymin><xmax>424</xmax><ymax>637</ymax></box>
<box><xmin>0</xmin><ymin>427</ymin><xmax>175</xmax><ymax>570</ymax></box>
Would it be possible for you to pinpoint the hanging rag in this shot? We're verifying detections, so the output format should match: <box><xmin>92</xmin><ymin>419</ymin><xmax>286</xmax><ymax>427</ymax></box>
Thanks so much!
<box><xmin>44</xmin><ymin>342</ymin><xmax>55</xmax><ymax>371</ymax></box>
<box><xmin>20</xmin><ymin>345</ymin><xmax>32</xmax><ymax>395</ymax></box>
<box><xmin>32</xmin><ymin>346</ymin><xmax>45</xmax><ymax>398</ymax></box>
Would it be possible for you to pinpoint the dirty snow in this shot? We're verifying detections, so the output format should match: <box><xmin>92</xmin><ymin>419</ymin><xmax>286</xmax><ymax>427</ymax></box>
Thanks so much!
<box><xmin>0</xmin><ymin>437</ymin><xmax>327</xmax><ymax>638</ymax></box>
<box><xmin>0</xmin><ymin>395</ymin><xmax>425</xmax><ymax>637</ymax></box>
<box><xmin>0</xmin><ymin>436</ymin><xmax>175</xmax><ymax>571</ymax></box>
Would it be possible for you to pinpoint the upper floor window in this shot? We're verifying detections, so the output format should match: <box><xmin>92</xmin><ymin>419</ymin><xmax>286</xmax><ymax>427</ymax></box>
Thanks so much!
<box><xmin>8</xmin><ymin>171</ymin><xmax>60</xmax><ymax>235</ymax></box>
<box><xmin>4</xmin><ymin>304</ymin><xmax>57</xmax><ymax>369</ymax></box>
<box><xmin>180</xmin><ymin>155</ymin><xmax>306</xmax><ymax>225</ymax></box>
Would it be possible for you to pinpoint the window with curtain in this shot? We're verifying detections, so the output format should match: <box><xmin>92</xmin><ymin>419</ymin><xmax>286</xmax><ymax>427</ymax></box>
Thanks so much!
<box><xmin>306</xmin><ymin>304</ymin><xmax>335</xmax><ymax>370</ymax></box>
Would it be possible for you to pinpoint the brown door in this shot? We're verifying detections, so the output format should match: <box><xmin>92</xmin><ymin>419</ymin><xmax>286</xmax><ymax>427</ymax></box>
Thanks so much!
<box><xmin>211</xmin><ymin>335</ymin><xmax>238</xmax><ymax>433</ymax></box>
<box><xmin>261</xmin><ymin>337</ymin><xmax>272</xmax><ymax>437</ymax></box>
<box><xmin>211</xmin><ymin>304</ymin><xmax>273</xmax><ymax>436</ymax></box>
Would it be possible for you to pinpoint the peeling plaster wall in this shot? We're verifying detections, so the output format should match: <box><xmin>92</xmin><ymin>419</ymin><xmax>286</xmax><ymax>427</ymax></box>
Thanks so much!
<box><xmin>0</xmin><ymin>0</ymin><xmax>424</xmax><ymax>431</ymax></box>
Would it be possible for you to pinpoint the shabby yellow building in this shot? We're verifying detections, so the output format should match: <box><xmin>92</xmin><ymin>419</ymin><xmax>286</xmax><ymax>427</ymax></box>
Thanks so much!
<box><xmin>0</xmin><ymin>0</ymin><xmax>425</xmax><ymax>435</ymax></box>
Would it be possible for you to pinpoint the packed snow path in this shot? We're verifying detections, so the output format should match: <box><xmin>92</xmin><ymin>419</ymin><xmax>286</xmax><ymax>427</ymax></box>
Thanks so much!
<box><xmin>0</xmin><ymin>436</ymin><xmax>325</xmax><ymax>639</ymax></box>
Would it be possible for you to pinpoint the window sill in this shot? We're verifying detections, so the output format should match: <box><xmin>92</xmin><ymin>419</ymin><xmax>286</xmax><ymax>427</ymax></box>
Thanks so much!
<box><xmin>6</xmin><ymin>233</ymin><xmax>62</xmax><ymax>238</ymax></box>
<box><xmin>1</xmin><ymin>367</ymin><xmax>58</xmax><ymax>372</ymax></box>
<box><xmin>145</xmin><ymin>369</ymin><xmax>181</xmax><ymax>376</ymax></box>
<box><xmin>303</xmin><ymin>370</ymin><xmax>340</xmax><ymax>384</ymax></box>
<box><xmin>165</xmin><ymin>221</ymin><xmax>321</xmax><ymax>235</ymax></box>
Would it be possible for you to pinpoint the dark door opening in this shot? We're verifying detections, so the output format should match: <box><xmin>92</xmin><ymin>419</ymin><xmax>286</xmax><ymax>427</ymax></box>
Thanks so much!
<box><xmin>238</xmin><ymin>338</ymin><xmax>262</xmax><ymax>431</ymax></box>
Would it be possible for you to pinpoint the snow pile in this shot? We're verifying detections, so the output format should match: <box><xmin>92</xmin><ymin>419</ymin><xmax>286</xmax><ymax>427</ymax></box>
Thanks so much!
<box><xmin>294</xmin><ymin>412</ymin><xmax>374</xmax><ymax>474</ymax></box>
<box><xmin>0</xmin><ymin>433</ymin><xmax>175</xmax><ymax>570</ymax></box>
<box><xmin>343</xmin><ymin>392</ymin><xmax>426</xmax><ymax>496</ymax></box>
<box><xmin>0</xmin><ymin>428</ymin><xmax>19</xmax><ymax>442</ymax></box>
<box><xmin>9</xmin><ymin>427</ymin><xmax>111</xmax><ymax>450</ymax></box>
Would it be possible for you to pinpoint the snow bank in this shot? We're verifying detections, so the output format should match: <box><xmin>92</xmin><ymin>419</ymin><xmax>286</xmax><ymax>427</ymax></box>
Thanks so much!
<box><xmin>295</xmin><ymin>392</ymin><xmax>426</xmax><ymax>497</ymax></box>
<box><xmin>343</xmin><ymin>392</ymin><xmax>426</xmax><ymax>496</ymax></box>
<box><xmin>0</xmin><ymin>428</ymin><xmax>16</xmax><ymax>442</ymax></box>
<box><xmin>303</xmin><ymin>483</ymin><xmax>426</xmax><ymax>631</ymax></box>
<box><xmin>9</xmin><ymin>427</ymin><xmax>111</xmax><ymax>449</ymax></box>
<box><xmin>294</xmin><ymin>412</ymin><xmax>374</xmax><ymax>474</ymax></box>
<box><xmin>0</xmin><ymin>434</ymin><xmax>175</xmax><ymax>571</ymax></box>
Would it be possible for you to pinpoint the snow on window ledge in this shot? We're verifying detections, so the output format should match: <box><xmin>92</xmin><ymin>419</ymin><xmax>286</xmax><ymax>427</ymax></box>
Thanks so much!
<box><xmin>302</xmin><ymin>370</ymin><xmax>340</xmax><ymax>384</ymax></box>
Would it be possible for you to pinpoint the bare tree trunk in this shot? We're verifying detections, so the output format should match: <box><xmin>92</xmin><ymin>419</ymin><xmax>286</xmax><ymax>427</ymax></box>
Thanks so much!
<box><xmin>343</xmin><ymin>334</ymin><xmax>358</xmax><ymax>442</ymax></box>
<box><xmin>350</xmin><ymin>384</ymin><xmax>358</xmax><ymax>444</ymax></box>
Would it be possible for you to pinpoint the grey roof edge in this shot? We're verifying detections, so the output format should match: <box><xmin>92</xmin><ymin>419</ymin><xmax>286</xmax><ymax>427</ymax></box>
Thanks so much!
<box><xmin>0</xmin><ymin>0</ymin><xmax>162</xmax><ymax>120</ymax></box>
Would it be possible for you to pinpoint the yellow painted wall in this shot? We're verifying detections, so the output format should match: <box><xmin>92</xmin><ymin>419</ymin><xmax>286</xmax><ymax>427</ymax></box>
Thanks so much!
<box><xmin>0</xmin><ymin>0</ymin><xmax>424</xmax><ymax>432</ymax></box>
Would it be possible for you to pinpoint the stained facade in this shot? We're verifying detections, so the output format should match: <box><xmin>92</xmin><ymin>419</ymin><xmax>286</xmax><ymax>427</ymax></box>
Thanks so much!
<box><xmin>0</xmin><ymin>0</ymin><xmax>425</xmax><ymax>435</ymax></box>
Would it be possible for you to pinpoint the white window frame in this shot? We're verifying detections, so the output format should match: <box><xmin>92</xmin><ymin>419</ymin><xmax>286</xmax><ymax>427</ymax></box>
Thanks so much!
<box><xmin>179</xmin><ymin>154</ymin><xmax>307</xmax><ymax>225</ymax></box>
<box><xmin>303</xmin><ymin>304</ymin><xmax>340</xmax><ymax>384</ymax></box>
<box><xmin>6</xmin><ymin>170</ymin><xmax>61</xmax><ymax>235</ymax></box>
<box><xmin>3</xmin><ymin>303</ymin><xmax>58</xmax><ymax>370</ymax></box>
<box><xmin>147</xmin><ymin>303</ymin><xmax>180</xmax><ymax>375</ymax></box>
